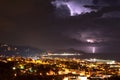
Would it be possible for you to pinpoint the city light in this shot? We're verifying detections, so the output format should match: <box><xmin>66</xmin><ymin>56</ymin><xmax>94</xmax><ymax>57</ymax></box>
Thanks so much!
<box><xmin>0</xmin><ymin>54</ymin><xmax>120</xmax><ymax>80</ymax></box>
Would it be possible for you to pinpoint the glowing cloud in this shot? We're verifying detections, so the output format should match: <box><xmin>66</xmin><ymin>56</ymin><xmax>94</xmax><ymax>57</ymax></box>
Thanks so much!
<box><xmin>86</xmin><ymin>39</ymin><xmax>95</xmax><ymax>43</ymax></box>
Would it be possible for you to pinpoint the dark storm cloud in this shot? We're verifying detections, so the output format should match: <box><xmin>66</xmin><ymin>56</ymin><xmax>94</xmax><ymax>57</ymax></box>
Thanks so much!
<box><xmin>84</xmin><ymin>0</ymin><xmax>120</xmax><ymax>18</ymax></box>
<box><xmin>93</xmin><ymin>0</ymin><xmax>119</xmax><ymax>5</ymax></box>
<box><xmin>51</xmin><ymin>12</ymin><xmax>120</xmax><ymax>50</ymax></box>
<box><xmin>0</xmin><ymin>0</ymin><xmax>120</xmax><ymax>53</ymax></box>
<box><xmin>52</xmin><ymin>0</ymin><xmax>120</xmax><ymax>18</ymax></box>
<box><xmin>0</xmin><ymin>0</ymin><xmax>80</xmax><ymax>49</ymax></box>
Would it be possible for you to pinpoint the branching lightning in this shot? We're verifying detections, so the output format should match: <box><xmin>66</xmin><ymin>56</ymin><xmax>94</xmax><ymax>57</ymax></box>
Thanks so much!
<box><xmin>52</xmin><ymin>0</ymin><xmax>95</xmax><ymax>16</ymax></box>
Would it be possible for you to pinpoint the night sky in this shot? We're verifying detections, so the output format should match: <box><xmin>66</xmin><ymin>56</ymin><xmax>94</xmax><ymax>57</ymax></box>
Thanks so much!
<box><xmin>0</xmin><ymin>0</ymin><xmax>120</xmax><ymax>53</ymax></box>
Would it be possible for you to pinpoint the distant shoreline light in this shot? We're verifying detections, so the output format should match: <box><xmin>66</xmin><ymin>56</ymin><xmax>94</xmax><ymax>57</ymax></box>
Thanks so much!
<box><xmin>47</xmin><ymin>53</ymin><xmax>81</xmax><ymax>56</ymax></box>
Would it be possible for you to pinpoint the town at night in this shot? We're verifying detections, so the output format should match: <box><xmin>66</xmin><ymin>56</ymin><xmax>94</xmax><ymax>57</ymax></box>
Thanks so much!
<box><xmin>0</xmin><ymin>0</ymin><xmax>120</xmax><ymax>80</ymax></box>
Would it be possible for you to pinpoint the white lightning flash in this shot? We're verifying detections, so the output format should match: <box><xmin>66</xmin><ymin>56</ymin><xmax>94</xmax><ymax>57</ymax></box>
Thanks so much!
<box><xmin>92</xmin><ymin>47</ymin><xmax>95</xmax><ymax>53</ymax></box>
